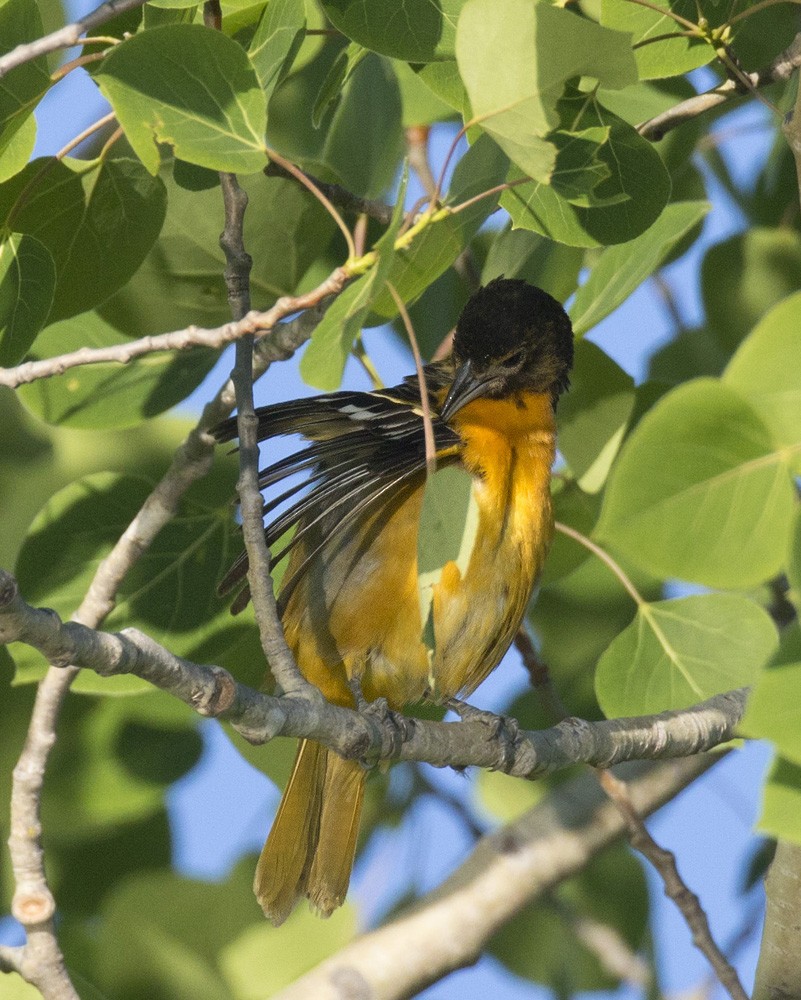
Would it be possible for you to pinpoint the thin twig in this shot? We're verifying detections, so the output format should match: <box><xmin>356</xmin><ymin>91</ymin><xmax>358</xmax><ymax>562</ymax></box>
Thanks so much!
<box><xmin>54</xmin><ymin>110</ymin><xmax>116</xmax><ymax>160</ymax></box>
<box><xmin>596</xmin><ymin>769</ymin><xmax>749</xmax><ymax>1000</ymax></box>
<box><xmin>406</xmin><ymin>126</ymin><xmax>438</xmax><ymax>199</ymax></box>
<box><xmin>266</xmin><ymin>146</ymin><xmax>357</xmax><ymax>259</ymax></box>
<box><xmin>387</xmin><ymin>281</ymin><xmax>437</xmax><ymax>476</ymax></box>
<box><xmin>0</xmin><ymin>275</ymin><xmax>348</xmax><ymax>390</ymax></box>
<box><xmin>0</xmin><ymin>0</ymin><xmax>148</xmax><ymax>77</ymax></box>
<box><xmin>638</xmin><ymin>32</ymin><xmax>801</xmax><ymax>140</ymax></box>
<box><xmin>554</xmin><ymin>521</ymin><xmax>645</xmax><ymax>607</ymax></box>
<box><xmin>264</xmin><ymin>162</ymin><xmax>393</xmax><ymax>225</ymax></box>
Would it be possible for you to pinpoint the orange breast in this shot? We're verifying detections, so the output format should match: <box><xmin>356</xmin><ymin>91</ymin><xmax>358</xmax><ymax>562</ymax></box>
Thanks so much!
<box><xmin>280</xmin><ymin>391</ymin><xmax>556</xmax><ymax>709</ymax></box>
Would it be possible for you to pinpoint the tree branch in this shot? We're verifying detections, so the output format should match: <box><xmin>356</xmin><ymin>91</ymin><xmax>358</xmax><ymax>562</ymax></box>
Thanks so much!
<box><xmin>0</xmin><ymin>0</ymin><xmax>148</xmax><ymax>77</ymax></box>
<box><xmin>0</xmin><ymin>273</ymin><xmax>348</xmax><ymax>390</ymax></box>
<box><xmin>264</xmin><ymin>162</ymin><xmax>394</xmax><ymax>225</ymax></box>
<box><xmin>638</xmin><ymin>31</ymin><xmax>801</xmax><ymax>141</ymax></box>
<box><xmin>596</xmin><ymin>768</ymin><xmax>749</xmax><ymax>1000</ymax></box>
<box><xmin>272</xmin><ymin>755</ymin><xmax>719</xmax><ymax>1000</ymax></box>
<box><xmin>0</xmin><ymin>570</ymin><xmax>751</xmax><ymax>777</ymax></box>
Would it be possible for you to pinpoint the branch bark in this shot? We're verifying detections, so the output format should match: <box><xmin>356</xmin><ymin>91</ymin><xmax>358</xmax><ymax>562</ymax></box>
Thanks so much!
<box><xmin>638</xmin><ymin>32</ymin><xmax>801</xmax><ymax>141</ymax></box>
<box><xmin>0</xmin><ymin>0</ymin><xmax>149</xmax><ymax>77</ymax></box>
<box><xmin>753</xmin><ymin>840</ymin><xmax>801</xmax><ymax>1000</ymax></box>
<box><xmin>0</xmin><ymin>570</ymin><xmax>751</xmax><ymax>778</ymax></box>
<box><xmin>273</xmin><ymin>755</ymin><xmax>720</xmax><ymax>1000</ymax></box>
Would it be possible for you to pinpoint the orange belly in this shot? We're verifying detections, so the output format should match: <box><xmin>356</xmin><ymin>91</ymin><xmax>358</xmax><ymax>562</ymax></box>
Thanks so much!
<box><xmin>280</xmin><ymin>391</ymin><xmax>556</xmax><ymax>709</ymax></box>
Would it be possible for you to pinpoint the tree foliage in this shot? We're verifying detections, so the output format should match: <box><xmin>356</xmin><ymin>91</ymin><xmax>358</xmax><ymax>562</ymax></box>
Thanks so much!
<box><xmin>1</xmin><ymin>0</ymin><xmax>801</xmax><ymax>997</ymax></box>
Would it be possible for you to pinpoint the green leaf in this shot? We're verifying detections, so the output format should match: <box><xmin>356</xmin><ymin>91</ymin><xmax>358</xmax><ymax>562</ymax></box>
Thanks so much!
<box><xmin>757</xmin><ymin>755</ymin><xmax>801</xmax><ymax>846</ymax></box>
<box><xmin>95</xmin><ymin>25</ymin><xmax>268</xmax><ymax>174</ymax></box>
<box><xmin>542</xmin><ymin>484</ymin><xmax>600</xmax><ymax>587</ymax></box>
<box><xmin>0</xmin><ymin>157</ymin><xmax>168</xmax><ymax>323</ymax></box>
<box><xmin>17</xmin><ymin>310</ymin><xmax>218</xmax><ymax>429</ymax></box>
<box><xmin>42</xmin><ymin>694</ymin><xmax>201</xmax><ymax>838</ymax></box>
<box><xmin>312</xmin><ymin>42</ymin><xmax>367</xmax><ymax>128</ymax></box>
<box><xmin>220</xmin><ymin>901</ymin><xmax>357</xmax><ymax>997</ymax></box>
<box><xmin>267</xmin><ymin>43</ymin><xmax>404</xmax><ymax>198</ymax></box>
<box><xmin>300</xmin><ymin>167</ymin><xmax>407</xmax><ymax>389</ymax></box>
<box><xmin>649</xmin><ymin>325</ymin><xmax>729</xmax><ymax>384</ymax></box>
<box><xmin>502</xmin><ymin>94</ymin><xmax>670</xmax><ymax>248</ymax></box>
<box><xmin>321</xmin><ymin>0</ymin><xmax>465</xmax><ymax>61</ymax></box>
<box><xmin>12</xmin><ymin>467</ymin><xmax>255</xmax><ymax>694</ymax></box>
<box><xmin>741</xmin><ymin>628</ymin><xmax>801</xmax><ymax>767</ymax></box>
<box><xmin>569</xmin><ymin>201</ymin><xmax>709</xmax><ymax>336</ymax></box>
<box><xmin>369</xmin><ymin>133</ymin><xmax>509</xmax><ymax>320</ymax></box>
<box><xmin>482</xmin><ymin>225</ymin><xmax>583</xmax><ymax>304</ymax></box>
<box><xmin>457</xmin><ymin>0</ymin><xmax>636</xmax><ymax>182</ymax></box>
<box><xmin>600</xmin><ymin>0</ymin><xmax>715</xmax><ymax>80</ymax></box>
<box><xmin>248</xmin><ymin>0</ymin><xmax>305</xmax><ymax>100</ymax></box>
<box><xmin>0</xmin><ymin>232</ymin><xmax>55</xmax><ymax>365</ymax></box>
<box><xmin>0</xmin><ymin>0</ymin><xmax>50</xmax><ymax>171</ymax></box>
<box><xmin>723</xmin><ymin>291</ymin><xmax>801</xmax><ymax>460</ymax></box>
<box><xmin>557</xmin><ymin>340</ymin><xmax>635</xmax><ymax>494</ymax></box>
<box><xmin>417</xmin><ymin>465</ymin><xmax>480</xmax><ymax>652</ymax></box>
<box><xmin>91</xmin><ymin>860</ymin><xmax>356</xmax><ymax>999</ymax></box>
<box><xmin>0</xmin><ymin>109</ymin><xmax>36</xmax><ymax>185</ymax></box>
<box><xmin>99</xmin><ymin>168</ymin><xmax>336</xmax><ymax>336</ymax></box>
<box><xmin>595</xmin><ymin>380</ymin><xmax>800</xmax><ymax>589</ymax></box>
<box><xmin>393</xmin><ymin>60</ymin><xmax>457</xmax><ymax>127</ymax></box>
<box><xmin>490</xmin><ymin>845</ymin><xmax>648</xmax><ymax>992</ymax></box>
<box><xmin>595</xmin><ymin>593</ymin><xmax>778</xmax><ymax>718</ymax></box>
<box><xmin>702</xmin><ymin>228</ymin><xmax>801</xmax><ymax>352</ymax></box>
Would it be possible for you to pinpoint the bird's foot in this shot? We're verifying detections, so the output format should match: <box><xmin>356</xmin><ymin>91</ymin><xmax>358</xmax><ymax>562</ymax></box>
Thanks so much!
<box><xmin>444</xmin><ymin>696</ymin><xmax>520</xmax><ymax>772</ymax></box>
<box><xmin>348</xmin><ymin>676</ymin><xmax>409</xmax><ymax>763</ymax></box>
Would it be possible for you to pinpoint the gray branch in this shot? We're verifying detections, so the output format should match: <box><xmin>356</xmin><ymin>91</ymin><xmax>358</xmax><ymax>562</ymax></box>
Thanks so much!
<box><xmin>0</xmin><ymin>569</ymin><xmax>749</xmax><ymax>778</ymax></box>
<box><xmin>639</xmin><ymin>32</ymin><xmax>801</xmax><ymax>141</ymax></box>
<box><xmin>0</xmin><ymin>0</ymin><xmax>149</xmax><ymax>77</ymax></box>
<box><xmin>0</xmin><ymin>273</ymin><xmax>348</xmax><ymax>391</ymax></box>
<box><xmin>273</xmin><ymin>754</ymin><xmax>719</xmax><ymax>1000</ymax></box>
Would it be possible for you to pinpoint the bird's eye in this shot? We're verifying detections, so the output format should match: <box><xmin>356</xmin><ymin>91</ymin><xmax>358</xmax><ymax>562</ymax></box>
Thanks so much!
<box><xmin>500</xmin><ymin>349</ymin><xmax>524</xmax><ymax>369</ymax></box>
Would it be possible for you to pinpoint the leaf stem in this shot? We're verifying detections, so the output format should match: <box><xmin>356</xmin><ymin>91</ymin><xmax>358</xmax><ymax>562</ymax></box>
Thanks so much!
<box><xmin>265</xmin><ymin>146</ymin><xmax>357</xmax><ymax>260</ymax></box>
<box><xmin>622</xmin><ymin>0</ymin><xmax>700</xmax><ymax>31</ymax></box>
<box><xmin>553</xmin><ymin>521</ymin><xmax>645</xmax><ymax>607</ymax></box>
<box><xmin>54</xmin><ymin>110</ymin><xmax>116</xmax><ymax>160</ymax></box>
<box><xmin>387</xmin><ymin>281</ymin><xmax>437</xmax><ymax>476</ymax></box>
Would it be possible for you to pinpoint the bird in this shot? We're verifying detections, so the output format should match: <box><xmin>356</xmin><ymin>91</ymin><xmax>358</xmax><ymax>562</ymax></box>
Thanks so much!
<box><xmin>213</xmin><ymin>277</ymin><xmax>574</xmax><ymax>925</ymax></box>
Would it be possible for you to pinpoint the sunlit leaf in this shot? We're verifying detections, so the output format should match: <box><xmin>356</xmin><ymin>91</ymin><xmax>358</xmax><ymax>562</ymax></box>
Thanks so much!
<box><xmin>95</xmin><ymin>25</ymin><xmax>268</xmax><ymax>174</ymax></box>
<box><xmin>600</xmin><ymin>0</ymin><xmax>715</xmax><ymax>79</ymax></box>
<box><xmin>596</xmin><ymin>380</ymin><xmax>800</xmax><ymax>588</ymax></box>
<box><xmin>595</xmin><ymin>594</ymin><xmax>778</xmax><ymax>718</ymax></box>
<box><xmin>723</xmin><ymin>291</ymin><xmax>801</xmax><ymax>461</ymax></box>
<box><xmin>502</xmin><ymin>93</ymin><xmax>670</xmax><ymax>248</ymax></box>
<box><xmin>417</xmin><ymin>465</ymin><xmax>480</xmax><ymax>651</ymax></box>
<box><xmin>457</xmin><ymin>0</ymin><xmax>636</xmax><ymax>182</ymax></box>
<box><xmin>300</xmin><ymin>168</ymin><xmax>407</xmax><ymax>389</ymax></box>
<box><xmin>570</xmin><ymin>201</ymin><xmax>709</xmax><ymax>336</ymax></box>
<box><xmin>0</xmin><ymin>232</ymin><xmax>55</xmax><ymax>365</ymax></box>
<box><xmin>321</xmin><ymin>0</ymin><xmax>465</xmax><ymax>61</ymax></box>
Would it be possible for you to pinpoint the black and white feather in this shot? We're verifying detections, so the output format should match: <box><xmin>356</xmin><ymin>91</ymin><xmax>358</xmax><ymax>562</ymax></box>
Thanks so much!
<box><xmin>213</xmin><ymin>366</ymin><xmax>459</xmax><ymax>613</ymax></box>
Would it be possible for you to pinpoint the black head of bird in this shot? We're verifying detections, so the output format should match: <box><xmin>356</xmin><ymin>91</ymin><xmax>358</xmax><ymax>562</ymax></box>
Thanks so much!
<box><xmin>440</xmin><ymin>277</ymin><xmax>574</xmax><ymax>420</ymax></box>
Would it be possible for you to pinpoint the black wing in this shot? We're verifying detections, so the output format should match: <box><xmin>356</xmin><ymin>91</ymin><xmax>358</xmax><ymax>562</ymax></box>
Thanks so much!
<box><xmin>214</xmin><ymin>363</ymin><xmax>461</xmax><ymax>613</ymax></box>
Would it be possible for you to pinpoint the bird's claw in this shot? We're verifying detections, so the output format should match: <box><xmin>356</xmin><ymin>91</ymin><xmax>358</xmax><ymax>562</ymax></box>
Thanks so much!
<box><xmin>444</xmin><ymin>696</ymin><xmax>520</xmax><ymax>772</ymax></box>
<box><xmin>349</xmin><ymin>676</ymin><xmax>409</xmax><ymax>763</ymax></box>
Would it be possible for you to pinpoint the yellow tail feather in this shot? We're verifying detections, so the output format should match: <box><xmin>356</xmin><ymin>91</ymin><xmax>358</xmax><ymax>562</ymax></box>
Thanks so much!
<box><xmin>254</xmin><ymin>739</ymin><xmax>365</xmax><ymax>925</ymax></box>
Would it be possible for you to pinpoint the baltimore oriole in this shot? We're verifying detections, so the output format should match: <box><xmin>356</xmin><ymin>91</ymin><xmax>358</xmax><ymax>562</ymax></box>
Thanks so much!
<box><xmin>214</xmin><ymin>277</ymin><xmax>574</xmax><ymax>925</ymax></box>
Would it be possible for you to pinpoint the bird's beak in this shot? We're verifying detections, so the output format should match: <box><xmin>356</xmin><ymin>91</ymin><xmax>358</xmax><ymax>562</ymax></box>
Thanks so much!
<box><xmin>439</xmin><ymin>359</ymin><xmax>494</xmax><ymax>422</ymax></box>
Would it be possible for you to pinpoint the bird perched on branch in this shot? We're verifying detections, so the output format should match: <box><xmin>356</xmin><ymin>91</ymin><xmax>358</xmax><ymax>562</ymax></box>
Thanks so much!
<box><xmin>214</xmin><ymin>277</ymin><xmax>573</xmax><ymax>925</ymax></box>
